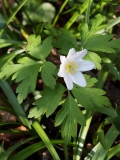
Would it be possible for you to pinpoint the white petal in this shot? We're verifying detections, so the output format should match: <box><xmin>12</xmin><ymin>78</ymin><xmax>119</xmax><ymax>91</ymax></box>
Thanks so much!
<box><xmin>67</xmin><ymin>48</ymin><xmax>76</xmax><ymax>59</ymax></box>
<box><xmin>64</xmin><ymin>75</ymin><xmax>73</xmax><ymax>90</ymax></box>
<box><xmin>71</xmin><ymin>72</ymin><xmax>86</xmax><ymax>87</ymax></box>
<box><xmin>75</xmin><ymin>49</ymin><xmax>87</xmax><ymax>60</ymax></box>
<box><xmin>58</xmin><ymin>67</ymin><xmax>66</xmax><ymax>77</ymax></box>
<box><xmin>77</xmin><ymin>60</ymin><xmax>94</xmax><ymax>71</ymax></box>
<box><xmin>60</xmin><ymin>56</ymin><xmax>66</xmax><ymax>63</ymax></box>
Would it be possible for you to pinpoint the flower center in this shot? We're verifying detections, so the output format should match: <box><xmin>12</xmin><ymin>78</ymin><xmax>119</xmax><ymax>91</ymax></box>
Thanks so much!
<box><xmin>65</xmin><ymin>61</ymin><xmax>78</xmax><ymax>74</ymax></box>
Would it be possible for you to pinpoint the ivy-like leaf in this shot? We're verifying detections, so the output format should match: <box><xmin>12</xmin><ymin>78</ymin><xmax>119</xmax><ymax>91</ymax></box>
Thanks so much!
<box><xmin>41</xmin><ymin>61</ymin><xmax>57</xmax><ymax>89</ymax></box>
<box><xmin>84</xmin><ymin>51</ymin><xmax>101</xmax><ymax>70</ymax></box>
<box><xmin>0</xmin><ymin>57</ymin><xmax>41</xmax><ymax>103</ymax></box>
<box><xmin>52</xmin><ymin>28</ymin><xmax>78</xmax><ymax>54</ymax></box>
<box><xmin>72</xmin><ymin>87</ymin><xmax>111</xmax><ymax>110</ymax></box>
<box><xmin>55</xmin><ymin>93</ymin><xmax>86</xmax><ymax>144</ymax></box>
<box><xmin>28</xmin><ymin>83</ymin><xmax>66</xmax><ymax>118</ymax></box>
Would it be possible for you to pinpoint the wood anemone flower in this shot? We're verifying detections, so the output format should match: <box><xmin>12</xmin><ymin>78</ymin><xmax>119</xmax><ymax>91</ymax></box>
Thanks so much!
<box><xmin>58</xmin><ymin>48</ymin><xmax>95</xmax><ymax>90</ymax></box>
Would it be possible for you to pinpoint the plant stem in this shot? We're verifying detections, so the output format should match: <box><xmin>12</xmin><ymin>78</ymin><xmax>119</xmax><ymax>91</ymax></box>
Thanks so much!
<box><xmin>64</xmin><ymin>0</ymin><xmax>93</xmax><ymax>29</ymax></box>
<box><xmin>76</xmin><ymin>110</ymin><xmax>93</xmax><ymax>160</ymax></box>
<box><xmin>32</xmin><ymin>120</ymin><xmax>61</xmax><ymax>160</ymax></box>
<box><xmin>73</xmin><ymin>120</ymin><xmax>77</xmax><ymax>160</ymax></box>
<box><xmin>0</xmin><ymin>79</ymin><xmax>31</xmax><ymax>129</ymax></box>
<box><xmin>85</xmin><ymin>0</ymin><xmax>91</xmax><ymax>24</ymax></box>
<box><xmin>53</xmin><ymin>0</ymin><xmax>68</xmax><ymax>26</ymax></box>
<box><xmin>0</xmin><ymin>0</ymin><xmax>27</xmax><ymax>36</ymax></box>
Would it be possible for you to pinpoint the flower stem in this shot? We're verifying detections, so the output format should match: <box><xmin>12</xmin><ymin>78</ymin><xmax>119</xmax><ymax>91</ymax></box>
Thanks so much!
<box><xmin>64</xmin><ymin>0</ymin><xmax>93</xmax><ymax>29</ymax></box>
<box><xmin>76</xmin><ymin>110</ymin><xmax>93</xmax><ymax>160</ymax></box>
<box><xmin>53</xmin><ymin>0</ymin><xmax>68</xmax><ymax>26</ymax></box>
<box><xmin>0</xmin><ymin>0</ymin><xmax>27</xmax><ymax>36</ymax></box>
<box><xmin>32</xmin><ymin>120</ymin><xmax>61</xmax><ymax>160</ymax></box>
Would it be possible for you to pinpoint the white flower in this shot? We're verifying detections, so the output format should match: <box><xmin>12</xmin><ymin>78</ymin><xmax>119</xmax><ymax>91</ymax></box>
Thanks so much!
<box><xmin>58</xmin><ymin>48</ymin><xmax>94</xmax><ymax>90</ymax></box>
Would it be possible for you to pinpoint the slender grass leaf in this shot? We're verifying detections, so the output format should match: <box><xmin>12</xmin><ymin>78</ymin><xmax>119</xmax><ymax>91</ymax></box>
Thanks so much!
<box><xmin>9</xmin><ymin>140</ymin><xmax>64</xmax><ymax>160</ymax></box>
<box><xmin>0</xmin><ymin>122</ymin><xmax>20</xmax><ymax>126</ymax></box>
<box><xmin>0</xmin><ymin>79</ymin><xmax>31</xmax><ymax>128</ymax></box>
<box><xmin>0</xmin><ymin>137</ymin><xmax>37</xmax><ymax>160</ymax></box>
<box><xmin>0</xmin><ymin>39</ymin><xmax>24</xmax><ymax>48</ymax></box>
<box><xmin>107</xmin><ymin>17</ymin><xmax>120</xmax><ymax>30</ymax></box>
<box><xmin>0</xmin><ymin>106</ymin><xmax>15</xmax><ymax>115</ymax></box>
<box><xmin>32</xmin><ymin>121</ymin><xmax>61</xmax><ymax>160</ymax></box>
<box><xmin>103</xmin><ymin>57</ymin><xmax>120</xmax><ymax>81</ymax></box>
<box><xmin>85</xmin><ymin>125</ymin><xmax>119</xmax><ymax>160</ymax></box>
<box><xmin>105</xmin><ymin>143</ymin><xmax>120</xmax><ymax>160</ymax></box>
<box><xmin>0</xmin><ymin>49</ymin><xmax>25</xmax><ymax>71</ymax></box>
<box><xmin>0</xmin><ymin>142</ymin><xmax>4</xmax><ymax>158</ymax></box>
<box><xmin>0</xmin><ymin>130</ymin><xmax>30</xmax><ymax>134</ymax></box>
<box><xmin>116</xmin><ymin>106</ymin><xmax>120</xmax><ymax>117</ymax></box>
<box><xmin>97</xmin><ymin>129</ymin><xmax>107</xmax><ymax>149</ymax></box>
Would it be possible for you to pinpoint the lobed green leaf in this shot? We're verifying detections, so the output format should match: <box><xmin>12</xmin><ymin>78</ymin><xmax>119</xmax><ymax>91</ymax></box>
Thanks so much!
<box><xmin>84</xmin><ymin>51</ymin><xmax>101</xmax><ymax>70</ymax></box>
<box><xmin>72</xmin><ymin>87</ymin><xmax>111</xmax><ymax>110</ymax></box>
<box><xmin>41</xmin><ymin>61</ymin><xmax>57</xmax><ymax>89</ymax></box>
<box><xmin>28</xmin><ymin>83</ymin><xmax>66</xmax><ymax>118</ymax></box>
<box><xmin>55</xmin><ymin>93</ymin><xmax>86</xmax><ymax>144</ymax></box>
<box><xmin>52</xmin><ymin>28</ymin><xmax>78</xmax><ymax>54</ymax></box>
<box><xmin>0</xmin><ymin>57</ymin><xmax>41</xmax><ymax>103</ymax></box>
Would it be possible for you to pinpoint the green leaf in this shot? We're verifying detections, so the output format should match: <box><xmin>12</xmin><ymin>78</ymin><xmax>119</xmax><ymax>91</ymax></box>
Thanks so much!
<box><xmin>0</xmin><ymin>57</ymin><xmax>41</xmax><ymax>103</ymax></box>
<box><xmin>84</xmin><ymin>74</ymin><xmax>98</xmax><ymax>87</ymax></box>
<box><xmin>55</xmin><ymin>93</ymin><xmax>86</xmax><ymax>144</ymax></box>
<box><xmin>26</xmin><ymin>34</ymin><xmax>41</xmax><ymax>59</ymax></box>
<box><xmin>72</xmin><ymin>87</ymin><xmax>111</xmax><ymax>110</ymax></box>
<box><xmin>26</xmin><ymin>35</ymin><xmax>53</xmax><ymax>60</ymax></box>
<box><xmin>52</xmin><ymin>28</ymin><xmax>78</xmax><ymax>54</ymax></box>
<box><xmin>28</xmin><ymin>83</ymin><xmax>66</xmax><ymax>118</ymax></box>
<box><xmin>79</xmin><ymin>14</ymin><xmax>119</xmax><ymax>54</ymax></box>
<box><xmin>0</xmin><ymin>39</ymin><xmax>24</xmax><ymax>48</ymax></box>
<box><xmin>97</xmin><ymin>129</ymin><xmax>107</xmax><ymax>149</ymax></box>
<box><xmin>84</xmin><ymin>51</ymin><xmax>101</xmax><ymax>70</ymax></box>
<box><xmin>79</xmin><ymin>14</ymin><xmax>106</xmax><ymax>45</ymax></box>
<box><xmin>39</xmin><ymin>36</ymin><xmax>53</xmax><ymax>60</ymax></box>
<box><xmin>41</xmin><ymin>61</ymin><xmax>57</xmax><ymax>89</ymax></box>
<box><xmin>85</xmin><ymin>125</ymin><xmax>119</xmax><ymax>160</ymax></box>
<box><xmin>0</xmin><ymin>142</ymin><xmax>4</xmax><ymax>158</ymax></box>
<box><xmin>0</xmin><ymin>79</ymin><xmax>31</xmax><ymax>129</ymax></box>
<box><xmin>10</xmin><ymin>140</ymin><xmax>64</xmax><ymax>160</ymax></box>
<box><xmin>79</xmin><ymin>23</ymin><xmax>89</xmax><ymax>43</ymax></box>
<box><xmin>0</xmin><ymin>137</ymin><xmax>37</xmax><ymax>160</ymax></box>
<box><xmin>84</xmin><ymin>34</ymin><xmax>116</xmax><ymax>53</ymax></box>
<box><xmin>108</xmin><ymin>39</ymin><xmax>120</xmax><ymax>48</ymax></box>
<box><xmin>103</xmin><ymin>57</ymin><xmax>120</xmax><ymax>81</ymax></box>
<box><xmin>0</xmin><ymin>49</ymin><xmax>25</xmax><ymax>71</ymax></box>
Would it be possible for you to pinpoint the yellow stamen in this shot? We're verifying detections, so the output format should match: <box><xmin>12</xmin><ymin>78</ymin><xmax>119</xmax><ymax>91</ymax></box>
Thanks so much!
<box><xmin>65</xmin><ymin>61</ymin><xmax>78</xmax><ymax>74</ymax></box>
